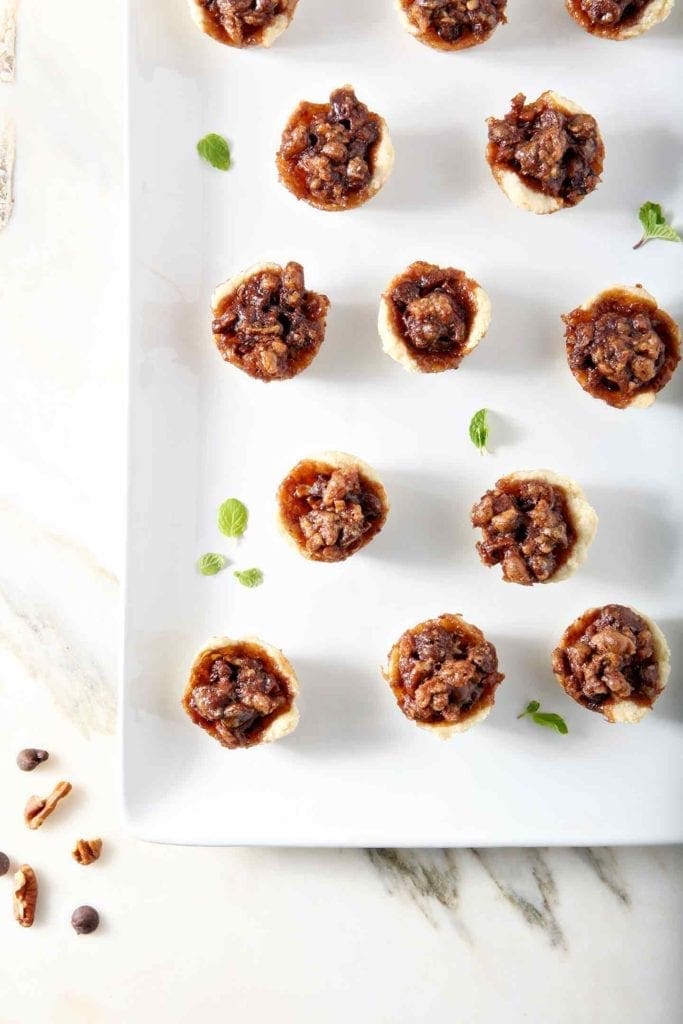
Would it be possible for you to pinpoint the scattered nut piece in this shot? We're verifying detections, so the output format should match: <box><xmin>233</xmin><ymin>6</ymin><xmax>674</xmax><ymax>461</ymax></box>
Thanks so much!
<box><xmin>16</xmin><ymin>748</ymin><xmax>49</xmax><ymax>771</ymax></box>
<box><xmin>72</xmin><ymin>838</ymin><xmax>103</xmax><ymax>866</ymax></box>
<box><xmin>24</xmin><ymin>780</ymin><xmax>72</xmax><ymax>829</ymax></box>
<box><xmin>71</xmin><ymin>905</ymin><xmax>99</xmax><ymax>934</ymax></box>
<box><xmin>0</xmin><ymin>851</ymin><xmax>9</xmax><ymax>876</ymax></box>
<box><xmin>13</xmin><ymin>864</ymin><xmax>38</xmax><ymax>927</ymax></box>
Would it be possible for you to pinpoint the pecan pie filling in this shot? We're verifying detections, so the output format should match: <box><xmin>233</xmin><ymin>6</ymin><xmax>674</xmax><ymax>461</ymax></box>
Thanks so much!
<box><xmin>212</xmin><ymin>262</ymin><xmax>329</xmax><ymax>381</ymax></box>
<box><xmin>552</xmin><ymin>605</ymin><xmax>664</xmax><ymax>717</ymax></box>
<box><xmin>276</xmin><ymin>86</ymin><xmax>392</xmax><ymax>211</ymax></box>
<box><xmin>193</xmin><ymin>0</ymin><xmax>298</xmax><ymax>47</ymax></box>
<box><xmin>565</xmin><ymin>0</ymin><xmax>667</xmax><ymax>37</ymax></box>
<box><xmin>563</xmin><ymin>287</ymin><xmax>681</xmax><ymax>409</ymax></box>
<box><xmin>184</xmin><ymin>642</ymin><xmax>294</xmax><ymax>749</ymax></box>
<box><xmin>383</xmin><ymin>261</ymin><xmax>483</xmax><ymax>372</ymax></box>
<box><xmin>472</xmin><ymin>477</ymin><xmax>578</xmax><ymax>586</ymax></box>
<box><xmin>385</xmin><ymin>614</ymin><xmax>504</xmax><ymax>730</ymax></box>
<box><xmin>487</xmin><ymin>93</ymin><xmax>604</xmax><ymax>208</ymax></box>
<box><xmin>397</xmin><ymin>0</ymin><xmax>508</xmax><ymax>50</ymax></box>
<box><xmin>278</xmin><ymin>456</ymin><xmax>388</xmax><ymax>563</ymax></box>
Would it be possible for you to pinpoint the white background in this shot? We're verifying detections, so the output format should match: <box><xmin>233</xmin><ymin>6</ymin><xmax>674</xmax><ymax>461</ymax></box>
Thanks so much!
<box><xmin>0</xmin><ymin>1</ymin><xmax>680</xmax><ymax>1021</ymax></box>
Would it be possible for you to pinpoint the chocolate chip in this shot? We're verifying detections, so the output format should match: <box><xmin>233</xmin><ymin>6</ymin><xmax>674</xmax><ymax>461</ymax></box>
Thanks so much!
<box><xmin>16</xmin><ymin>748</ymin><xmax>49</xmax><ymax>772</ymax></box>
<box><xmin>71</xmin><ymin>905</ymin><xmax>100</xmax><ymax>934</ymax></box>
<box><xmin>0</xmin><ymin>851</ymin><xmax>9</xmax><ymax>876</ymax></box>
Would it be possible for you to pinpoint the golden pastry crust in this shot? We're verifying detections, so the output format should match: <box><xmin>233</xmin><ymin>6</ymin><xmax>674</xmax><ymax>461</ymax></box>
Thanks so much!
<box><xmin>211</xmin><ymin>261</ymin><xmax>330</xmax><ymax>382</ymax></box>
<box><xmin>382</xmin><ymin>613</ymin><xmax>504</xmax><ymax>737</ymax></box>
<box><xmin>276</xmin><ymin>451</ymin><xmax>389</xmax><ymax>562</ymax></box>
<box><xmin>394</xmin><ymin>0</ymin><xmax>508</xmax><ymax>51</ymax></box>
<box><xmin>183</xmin><ymin>636</ymin><xmax>299</xmax><ymax>747</ymax></box>
<box><xmin>553</xmin><ymin>607</ymin><xmax>670</xmax><ymax>723</ymax></box>
<box><xmin>187</xmin><ymin>0</ymin><xmax>298</xmax><ymax>48</ymax></box>
<box><xmin>563</xmin><ymin>284</ymin><xmax>681</xmax><ymax>409</ymax></box>
<box><xmin>507</xmin><ymin>471</ymin><xmax>598</xmax><ymax>582</ymax></box>
<box><xmin>378</xmin><ymin>262</ymin><xmax>492</xmax><ymax>373</ymax></box>
<box><xmin>276</xmin><ymin>86</ymin><xmax>394</xmax><ymax>212</ymax></box>
<box><xmin>487</xmin><ymin>91</ymin><xmax>605</xmax><ymax>214</ymax></box>
<box><xmin>565</xmin><ymin>0</ymin><xmax>674</xmax><ymax>40</ymax></box>
<box><xmin>472</xmin><ymin>470</ymin><xmax>598</xmax><ymax>585</ymax></box>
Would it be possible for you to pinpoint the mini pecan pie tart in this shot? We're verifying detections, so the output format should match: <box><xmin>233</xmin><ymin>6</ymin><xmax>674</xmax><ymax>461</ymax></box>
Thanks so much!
<box><xmin>486</xmin><ymin>91</ymin><xmax>605</xmax><ymax>214</ymax></box>
<box><xmin>276</xmin><ymin>85</ymin><xmax>394</xmax><ymax>212</ymax></box>
<box><xmin>383</xmin><ymin>614</ymin><xmax>504</xmax><ymax>736</ymax></box>
<box><xmin>188</xmin><ymin>0</ymin><xmax>299</xmax><ymax>48</ymax></box>
<box><xmin>552</xmin><ymin>605</ymin><xmax>670</xmax><ymax>723</ymax></box>
<box><xmin>183</xmin><ymin>637</ymin><xmax>299</xmax><ymax>748</ymax></box>
<box><xmin>395</xmin><ymin>0</ymin><xmax>508</xmax><ymax>51</ymax></box>
<box><xmin>378</xmin><ymin>261</ymin><xmax>491</xmax><ymax>373</ymax></box>
<box><xmin>211</xmin><ymin>261</ymin><xmax>330</xmax><ymax>382</ymax></box>
<box><xmin>565</xmin><ymin>0</ymin><xmax>674</xmax><ymax>39</ymax></box>
<box><xmin>277</xmin><ymin>451</ymin><xmax>389</xmax><ymax>563</ymax></box>
<box><xmin>471</xmin><ymin>470</ymin><xmax>598</xmax><ymax>586</ymax></box>
<box><xmin>563</xmin><ymin>285</ymin><xmax>681</xmax><ymax>409</ymax></box>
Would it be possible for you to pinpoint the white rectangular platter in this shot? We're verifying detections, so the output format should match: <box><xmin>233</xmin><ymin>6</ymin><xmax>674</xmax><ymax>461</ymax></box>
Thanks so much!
<box><xmin>124</xmin><ymin>0</ymin><xmax>683</xmax><ymax>845</ymax></box>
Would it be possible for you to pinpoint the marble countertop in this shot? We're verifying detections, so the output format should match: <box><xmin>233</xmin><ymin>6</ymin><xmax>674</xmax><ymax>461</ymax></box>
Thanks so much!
<box><xmin>0</xmin><ymin>3</ymin><xmax>680</xmax><ymax>1021</ymax></box>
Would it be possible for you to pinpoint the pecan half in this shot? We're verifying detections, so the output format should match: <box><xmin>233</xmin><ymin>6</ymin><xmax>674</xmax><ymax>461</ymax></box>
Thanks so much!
<box><xmin>24</xmin><ymin>780</ymin><xmax>72</xmax><ymax>829</ymax></box>
<box><xmin>72</xmin><ymin>838</ymin><xmax>103</xmax><ymax>866</ymax></box>
<box><xmin>13</xmin><ymin>864</ymin><xmax>38</xmax><ymax>927</ymax></box>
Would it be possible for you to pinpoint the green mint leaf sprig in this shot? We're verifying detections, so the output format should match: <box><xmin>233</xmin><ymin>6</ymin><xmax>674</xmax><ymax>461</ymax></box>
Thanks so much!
<box><xmin>197</xmin><ymin>552</ymin><xmax>227</xmax><ymax>576</ymax></box>
<box><xmin>218</xmin><ymin>498</ymin><xmax>248</xmax><ymax>538</ymax></box>
<box><xmin>469</xmin><ymin>408</ymin><xmax>489</xmax><ymax>454</ymax></box>
<box><xmin>197</xmin><ymin>133</ymin><xmax>231</xmax><ymax>171</ymax></box>
<box><xmin>633</xmin><ymin>202</ymin><xmax>680</xmax><ymax>249</ymax></box>
<box><xmin>517</xmin><ymin>700</ymin><xmax>568</xmax><ymax>735</ymax></box>
<box><xmin>234</xmin><ymin>568</ymin><xmax>263</xmax><ymax>588</ymax></box>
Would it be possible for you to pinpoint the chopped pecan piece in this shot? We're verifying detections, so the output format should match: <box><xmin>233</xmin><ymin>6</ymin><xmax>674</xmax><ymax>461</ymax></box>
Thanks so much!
<box><xmin>277</xmin><ymin>453</ymin><xmax>389</xmax><ymax>562</ymax></box>
<box><xmin>472</xmin><ymin>472</ymin><xmax>597</xmax><ymax>585</ymax></box>
<box><xmin>72</xmin><ymin>838</ymin><xmax>103</xmax><ymax>866</ymax></box>
<box><xmin>212</xmin><ymin>261</ymin><xmax>329</xmax><ymax>382</ymax></box>
<box><xmin>553</xmin><ymin>605</ymin><xmax>670</xmax><ymax>722</ymax></box>
<box><xmin>189</xmin><ymin>0</ymin><xmax>299</xmax><ymax>48</ymax></box>
<box><xmin>379</xmin><ymin>261</ymin><xmax>491</xmax><ymax>373</ymax></box>
<box><xmin>486</xmin><ymin>91</ymin><xmax>604</xmax><ymax>212</ymax></box>
<box><xmin>397</xmin><ymin>0</ymin><xmax>507</xmax><ymax>50</ymax></box>
<box><xmin>13</xmin><ymin>864</ymin><xmax>38</xmax><ymax>927</ymax></box>
<box><xmin>24</xmin><ymin>780</ymin><xmax>73</xmax><ymax>830</ymax></box>
<box><xmin>384</xmin><ymin>613</ymin><xmax>504</xmax><ymax>733</ymax></box>
<box><xmin>563</xmin><ymin>285</ymin><xmax>680</xmax><ymax>409</ymax></box>
<box><xmin>183</xmin><ymin>638</ymin><xmax>299</xmax><ymax>749</ymax></box>
<box><xmin>277</xmin><ymin>86</ymin><xmax>394</xmax><ymax>211</ymax></box>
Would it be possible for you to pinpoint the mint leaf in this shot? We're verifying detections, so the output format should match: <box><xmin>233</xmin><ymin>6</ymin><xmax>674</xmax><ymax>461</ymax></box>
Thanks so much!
<box><xmin>218</xmin><ymin>498</ymin><xmax>248</xmax><ymax>538</ymax></box>
<box><xmin>634</xmin><ymin>201</ymin><xmax>680</xmax><ymax>249</ymax></box>
<box><xmin>197</xmin><ymin>133</ymin><xmax>231</xmax><ymax>171</ymax></box>
<box><xmin>533</xmin><ymin>712</ymin><xmax>569</xmax><ymax>735</ymax></box>
<box><xmin>468</xmin><ymin>408</ymin><xmax>489</xmax><ymax>454</ymax></box>
<box><xmin>197</xmin><ymin>552</ymin><xmax>227</xmax><ymax>576</ymax></box>
<box><xmin>517</xmin><ymin>699</ymin><xmax>540</xmax><ymax>719</ymax></box>
<box><xmin>234</xmin><ymin>568</ymin><xmax>263</xmax><ymax>588</ymax></box>
<box><xmin>518</xmin><ymin>700</ymin><xmax>568</xmax><ymax>734</ymax></box>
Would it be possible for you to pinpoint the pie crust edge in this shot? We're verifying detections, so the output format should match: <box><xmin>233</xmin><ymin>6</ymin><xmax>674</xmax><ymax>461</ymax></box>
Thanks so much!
<box><xmin>564</xmin><ymin>0</ymin><xmax>674</xmax><ymax>40</ymax></box>
<box><xmin>382</xmin><ymin>613</ymin><xmax>499</xmax><ymax>737</ymax></box>
<box><xmin>566</xmin><ymin>283</ymin><xmax>681</xmax><ymax>410</ymax></box>
<box><xmin>187</xmin><ymin>0</ymin><xmax>297</xmax><ymax>47</ymax></box>
<box><xmin>497</xmin><ymin>469</ymin><xmax>599</xmax><ymax>583</ymax></box>
<box><xmin>553</xmin><ymin>608</ymin><xmax>671</xmax><ymax>723</ymax></box>
<box><xmin>183</xmin><ymin>635</ymin><xmax>300</xmax><ymax>745</ymax></box>
<box><xmin>277</xmin><ymin>98</ymin><xmax>395</xmax><ymax>212</ymax></box>
<box><xmin>276</xmin><ymin>450</ymin><xmax>390</xmax><ymax>561</ymax></box>
<box><xmin>377</xmin><ymin>270</ymin><xmax>492</xmax><ymax>373</ymax></box>
<box><xmin>487</xmin><ymin>90</ymin><xmax>604</xmax><ymax>215</ymax></box>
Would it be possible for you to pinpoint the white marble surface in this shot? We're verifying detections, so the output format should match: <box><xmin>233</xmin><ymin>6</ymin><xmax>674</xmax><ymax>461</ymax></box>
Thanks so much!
<box><xmin>0</xmin><ymin>3</ymin><xmax>681</xmax><ymax>1021</ymax></box>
